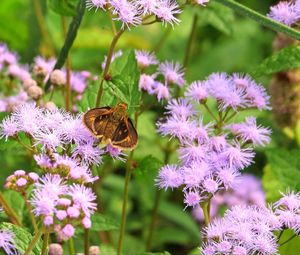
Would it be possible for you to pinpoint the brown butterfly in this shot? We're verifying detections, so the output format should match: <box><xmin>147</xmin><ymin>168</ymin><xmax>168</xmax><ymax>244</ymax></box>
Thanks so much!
<box><xmin>83</xmin><ymin>102</ymin><xmax>138</xmax><ymax>150</ymax></box>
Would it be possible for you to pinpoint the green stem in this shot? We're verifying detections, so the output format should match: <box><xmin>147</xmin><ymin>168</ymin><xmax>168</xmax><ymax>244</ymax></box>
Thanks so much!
<box><xmin>41</xmin><ymin>231</ymin><xmax>49</xmax><ymax>255</ymax></box>
<box><xmin>68</xmin><ymin>237</ymin><xmax>75</xmax><ymax>255</ymax></box>
<box><xmin>84</xmin><ymin>229</ymin><xmax>89</xmax><ymax>255</ymax></box>
<box><xmin>200</xmin><ymin>201</ymin><xmax>210</xmax><ymax>226</ymax></box>
<box><xmin>95</xmin><ymin>28</ymin><xmax>125</xmax><ymax>107</ymax></box>
<box><xmin>22</xmin><ymin>192</ymin><xmax>38</xmax><ymax>233</ymax></box>
<box><xmin>24</xmin><ymin>228</ymin><xmax>44</xmax><ymax>255</ymax></box>
<box><xmin>32</xmin><ymin>0</ymin><xmax>56</xmax><ymax>56</ymax></box>
<box><xmin>183</xmin><ymin>14</ymin><xmax>198</xmax><ymax>68</ymax></box>
<box><xmin>280</xmin><ymin>234</ymin><xmax>298</xmax><ymax>246</ymax></box>
<box><xmin>61</xmin><ymin>16</ymin><xmax>72</xmax><ymax>112</ymax></box>
<box><xmin>117</xmin><ymin>151</ymin><xmax>134</xmax><ymax>255</ymax></box>
<box><xmin>45</xmin><ymin>0</ymin><xmax>85</xmax><ymax>91</ymax></box>
<box><xmin>146</xmin><ymin>142</ymin><xmax>173</xmax><ymax>251</ymax></box>
<box><xmin>215</xmin><ymin>0</ymin><xmax>300</xmax><ymax>41</ymax></box>
<box><xmin>277</xmin><ymin>230</ymin><xmax>284</xmax><ymax>242</ymax></box>
<box><xmin>203</xmin><ymin>103</ymin><xmax>219</xmax><ymax>123</ymax></box>
<box><xmin>0</xmin><ymin>192</ymin><xmax>22</xmax><ymax>226</ymax></box>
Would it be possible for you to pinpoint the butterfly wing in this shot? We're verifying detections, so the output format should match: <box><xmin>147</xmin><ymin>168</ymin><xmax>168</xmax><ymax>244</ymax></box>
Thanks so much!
<box><xmin>111</xmin><ymin>117</ymin><xmax>138</xmax><ymax>150</ymax></box>
<box><xmin>82</xmin><ymin>107</ymin><xmax>112</xmax><ymax>137</ymax></box>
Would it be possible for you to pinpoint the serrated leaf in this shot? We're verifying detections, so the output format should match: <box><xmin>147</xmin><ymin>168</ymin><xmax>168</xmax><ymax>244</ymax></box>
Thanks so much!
<box><xmin>90</xmin><ymin>212</ymin><xmax>119</xmax><ymax>231</ymax></box>
<box><xmin>263</xmin><ymin>149</ymin><xmax>300</xmax><ymax>202</ymax></box>
<box><xmin>0</xmin><ymin>222</ymin><xmax>41</xmax><ymax>255</ymax></box>
<box><xmin>48</xmin><ymin>0</ymin><xmax>77</xmax><ymax>16</ymax></box>
<box><xmin>198</xmin><ymin>2</ymin><xmax>234</xmax><ymax>35</ymax></box>
<box><xmin>252</xmin><ymin>45</ymin><xmax>300</xmax><ymax>77</ymax></box>
<box><xmin>108</xmin><ymin>50</ymin><xmax>141</xmax><ymax>115</ymax></box>
<box><xmin>78</xmin><ymin>81</ymin><xmax>98</xmax><ymax>112</ymax></box>
<box><xmin>134</xmin><ymin>155</ymin><xmax>163</xmax><ymax>181</ymax></box>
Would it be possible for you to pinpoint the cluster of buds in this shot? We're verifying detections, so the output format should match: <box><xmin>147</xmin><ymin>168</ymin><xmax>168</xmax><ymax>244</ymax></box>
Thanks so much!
<box><xmin>4</xmin><ymin>170</ymin><xmax>39</xmax><ymax>192</ymax></box>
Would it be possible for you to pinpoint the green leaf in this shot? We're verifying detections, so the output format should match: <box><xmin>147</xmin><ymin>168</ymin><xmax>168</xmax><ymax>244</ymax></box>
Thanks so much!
<box><xmin>252</xmin><ymin>45</ymin><xmax>300</xmax><ymax>77</ymax></box>
<box><xmin>0</xmin><ymin>222</ymin><xmax>41</xmax><ymax>255</ymax></box>
<box><xmin>90</xmin><ymin>212</ymin><xmax>120</xmax><ymax>231</ymax></box>
<box><xmin>263</xmin><ymin>148</ymin><xmax>300</xmax><ymax>202</ymax></box>
<box><xmin>3</xmin><ymin>191</ymin><xmax>25</xmax><ymax>222</ymax></box>
<box><xmin>139</xmin><ymin>252</ymin><xmax>171</xmax><ymax>255</ymax></box>
<box><xmin>48</xmin><ymin>0</ymin><xmax>77</xmax><ymax>16</ymax></box>
<box><xmin>107</xmin><ymin>49</ymin><xmax>141</xmax><ymax>115</ymax></box>
<box><xmin>159</xmin><ymin>201</ymin><xmax>200</xmax><ymax>240</ymax></box>
<box><xmin>134</xmin><ymin>155</ymin><xmax>163</xmax><ymax>182</ymax></box>
<box><xmin>198</xmin><ymin>2</ymin><xmax>235</xmax><ymax>35</ymax></box>
<box><xmin>78</xmin><ymin>50</ymin><xmax>141</xmax><ymax>115</ymax></box>
<box><xmin>279</xmin><ymin>229</ymin><xmax>300</xmax><ymax>255</ymax></box>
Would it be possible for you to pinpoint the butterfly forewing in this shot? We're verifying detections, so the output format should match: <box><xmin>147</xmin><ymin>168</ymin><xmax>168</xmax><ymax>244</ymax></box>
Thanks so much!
<box><xmin>83</xmin><ymin>107</ymin><xmax>112</xmax><ymax>137</ymax></box>
<box><xmin>111</xmin><ymin>118</ymin><xmax>138</xmax><ymax>149</ymax></box>
<box><xmin>83</xmin><ymin>103</ymin><xmax>138</xmax><ymax>150</ymax></box>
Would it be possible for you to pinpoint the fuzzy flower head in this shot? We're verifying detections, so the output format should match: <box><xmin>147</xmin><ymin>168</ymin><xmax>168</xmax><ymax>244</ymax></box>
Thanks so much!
<box><xmin>86</xmin><ymin>0</ymin><xmax>107</xmax><ymax>11</ymax></box>
<box><xmin>268</xmin><ymin>2</ymin><xmax>299</xmax><ymax>26</ymax></box>
<box><xmin>153</xmin><ymin>0</ymin><xmax>182</xmax><ymax>26</ymax></box>
<box><xmin>156</xmin><ymin>165</ymin><xmax>183</xmax><ymax>190</ymax></box>
<box><xmin>0</xmin><ymin>229</ymin><xmax>19</xmax><ymax>255</ymax></box>
<box><xmin>158</xmin><ymin>61</ymin><xmax>185</xmax><ymax>86</ymax></box>
<box><xmin>135</xmin><ymin>50</ymin><xmax>158</xmax><ymax>69</ymax></box>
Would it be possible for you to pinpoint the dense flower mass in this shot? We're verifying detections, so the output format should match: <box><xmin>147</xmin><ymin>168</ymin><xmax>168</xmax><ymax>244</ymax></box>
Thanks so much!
<box><xmin>86</xmin><ymin>0</ymin><xmax>209</xmax><ymax>28</ymax></box>
<box><xmin>202</xmin><ymin>191</ymin><xmax>300</xmax><ymax>255</ymax></box>
<box><xmin>156</xmin><ymin>72</ymin><xmax>271</xmax><ymax>208</ymax></box>
<box><xmin>193</xmin><ymin>174</ymin><xmax>266</xmax><ymax>222</ymax></box>
<box><xmin>0</xmin><ymin>229</ymin><xmax>19</xmax><ymax>255</ymax></box>
<box><xmin>268</xmin><ymin>0</ymin><xmax>300</xmax><ymax>26</ymax></box>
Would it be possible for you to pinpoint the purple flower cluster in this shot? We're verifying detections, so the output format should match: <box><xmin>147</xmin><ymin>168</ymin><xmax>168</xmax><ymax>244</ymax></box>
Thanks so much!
<box><xmin>0</xmin><ymin>43</ymin><xmax>97</xmax><ymax>113</ymax></box>
<box><xmin>202</xmin><ymin>191</ymin><xmax>300</xmax><ymax>255</ymax></box>
<box><xmin>86</xmin><ymin>0</ymin><xmax>208</xmax><ymax>28</ymax></box>
<box><xmin>193</xmin><ymin>174</ymin><xmax>265</xmax><ymax>222</ymax></box>
<box><xmin>4</xmin><ymin>170</ymin><xmax>39</xmax><ymax>192</ymax></box>
<box><xmin>102</xmin><ymin>49</ymin><xmax>185</xmax><ymax>101</ymax></box>
<box><xmin>0</xmin><ymin>229</ymin><xmax>19</xmax><ymax>255</ymax></box>
<box><xmin>268</xmin><ymin>0</ymin><xmax>300</xmax><ymax>26</ymax></box>
<box><xmin>156</xmin><ymin>73</ymin><xmax>271</xmax><ymax>208</ymax></box>
<box><xmin>137</xmin><ymin>51</ymin><xmax>185</xmax><ymax>101</ymax></box>
<box><xmin>30</xmin><ymin>174</ymin><xmax>96</xmax><ymax>240</ymax></box>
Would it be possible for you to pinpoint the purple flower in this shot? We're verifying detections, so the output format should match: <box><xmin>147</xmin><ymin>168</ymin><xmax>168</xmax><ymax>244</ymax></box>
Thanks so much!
<box><xmin>195</xmin><ymin>0</ymin><xmax>209</xmax><ymax>6</ymax></box>
<box><xmin>244</xmin><ymin>81</ymin><xmax>270</xmax><ymax>110</ymax></box>
<box><xmin>153</xmin><ymin>0</ymin><xmax>182</xmax><ymax>27</ymax></box>
<box><xmin>61</xmin><ymin>224</ymin><xmax>75</xmax><ymax>239</ymax></box>
<box><xmin>151</xmin><ymin>81</ymin><xmax>170</xmax><ymax>101</ymax></box>
<box><xmin>0</xmin><ymin>117</ymin><xmax>19</xmax><ymax>140</ymax></box>
<box><xmin>33</xmin><ymin>128</ymin><xmax>64</xmax><ymax>151</ymax></box>
<box><xmin>68</xmin><ymin>184</ymin><xmax>97</xmax><ymax>217</ymax></box>
<box><xmin>185</xmin><ymin>81</ymin><xmax>208</xmax><ymax>102</ymax></box>
<box><xmin>181</xmin><ymin>162</ymin><xmax>208</xmax><ymax>188</ymax></box>
<box><xmin>139</xmin><ymin>74</ymin><xmax>156</xmax><ymax>92</ymax></box>
<box><xmin>156</xmin><ymin>165</ymin><xmax>183</xmax><ymax>190</ymax></box>
<box><xmin>72</xmin><ymin>142</ymin><xmax>103</xmax><ymax>166</ymax></box>
<box><xmin>228</xmin><ymin>117</ymin><xmax>271</xmax><ymax>146</ymax></box>
<box><xmin>136</xmin><ymin>0</ymin><xmax>158</xmax><ymax>14</ymax></box>
<box><xmin>70</xmin><ymin>72</ymin><xmax>87</xmax><ymax>94</ymax></box>
<box><xmin>86</xmin><ymin>0</ymin><xmax>107</xmax><ymax>11</ymax></box>
<box><xmin>166</xmin><ymin>98</ymin><xmax>195</xmax><ymax>120</ymax></box>
<box><xmin>183</xmin><ymin>190</ymin><xmax>201</xmax><ymax>207</ymax></box>
<box><xmin>135</xmin><ymin>50</ymin><xmax>158</xmax><ymax>69</ymax></box>
<box><xmin>158</xmin><ymin>61</ymin><xmax>185</xmax><ymax>86</ymax></box>
<box><xmin>0</xmin><ymin>230</ymin><xmax>19</xmax><ymax>255</ymax></box>
<box><xmin>111</xmin><ymin>0</ymin><xmax>142</xmax><ymax>28</ymax></box>
<box><xmin>268</xmin><ymin>2</ymin><xmax>298</xmax><ymax>26</ymax></box>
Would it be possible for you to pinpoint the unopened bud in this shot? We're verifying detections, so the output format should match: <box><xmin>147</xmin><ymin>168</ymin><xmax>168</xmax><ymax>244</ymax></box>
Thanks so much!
<box><xmin>89</xmin><ymin>246</ymin><xmax>100</xmax><ymax>255</ymax></box>
<box><xmin>27</xmin><ymin>85</ymin><xmax>43</xmax><ymax>100</ymax></box>
<box><xmin>44</xmin><ymin>101</ymin><xmax>57</xmax><ymax>111</ymax></box>
<box><xmin>50</xmin><ymin>69</ymin><xmax>66</xmax><ymax>85</ymax></box>
<box><xmin>23</xmin><ymin>78</ymin><xmax>37</xmax><ymax>90</ymax></box>
<box><xmin>49</xmin><ymin>243</ymin><xmax>63</xmax><ymax>255</ymax></box>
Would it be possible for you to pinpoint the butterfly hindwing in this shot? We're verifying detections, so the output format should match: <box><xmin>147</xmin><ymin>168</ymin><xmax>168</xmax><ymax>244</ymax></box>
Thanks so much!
<box><xmin>111</xmin><ymin>117</ymin><xmax>138</xmax><ymax>149</ymax></box>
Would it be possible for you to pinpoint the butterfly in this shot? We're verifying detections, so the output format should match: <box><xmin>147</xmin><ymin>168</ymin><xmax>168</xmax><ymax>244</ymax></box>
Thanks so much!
<box><xmin>82</xmin><ymin>102</ymin><xmax>138</xmax><ymax>150</ymax></box>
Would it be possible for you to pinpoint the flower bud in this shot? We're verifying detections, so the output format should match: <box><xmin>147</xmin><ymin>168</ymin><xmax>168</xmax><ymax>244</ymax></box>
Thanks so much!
<box><xmin>27</xmin><ymin>85</ymin><xmax>43</xmax><ymax>100</ymax></box>
<box><xmin>23</xmin><ymin>78</ymin><xmax>37</xmax><ymax>90</ymax></box>
<box><xmin>50</xmin><ymin>69</ymin><xmax>66</xmax><ymax>85</ymax></box>
<box><xmin>44</xmin><ymin>101</ymin><xmax>57</xmax><ymax>111</ymax></box>
<box><xmin>49</xmin><ymin>243</ymin><xmax>63</xmax><ymax>255</ymax></box>
<box><xmin>89</xmin><ymin>246</ymin><xmax>100</xmax><ymax>255</ymax></box>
